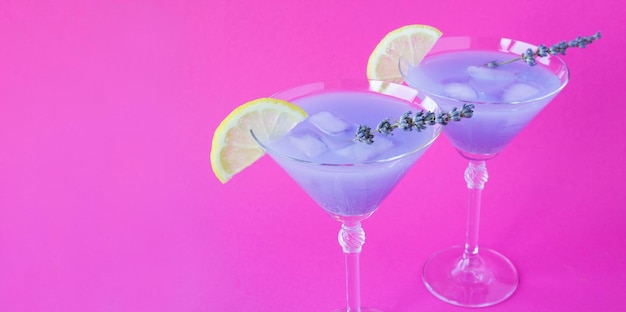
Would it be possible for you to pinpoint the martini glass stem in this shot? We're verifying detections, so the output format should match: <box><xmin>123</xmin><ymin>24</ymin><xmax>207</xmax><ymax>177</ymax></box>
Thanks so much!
<box><xmin>463</xmin><ymin>160</ymin><xmax>488</xmax><ymax>261</ymax></box>
<box><xmin>339</xmin><ymin>221</ymin><xmax>366</xmax><ymax>312</ymax></box>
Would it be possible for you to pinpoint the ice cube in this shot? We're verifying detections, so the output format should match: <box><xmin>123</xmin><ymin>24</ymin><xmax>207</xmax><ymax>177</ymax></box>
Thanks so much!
<box><xmin>443</xmin><ymin>83</ymin><xmax>478</xmax><ymax>101</ymax></box>
<box><xmin>321</xmin><ymin>131</ymin><xmax>355</xmax><ymax>150</ymax></box>
<box><xmin>467</xmin><ymin>65</ymin><xmax>516</xmax><ymax>81</ymax></box>
<box><xmin>309</xmin><ymin>111</ymin><xmax>351</xmax><ymax>135</ymax></box>
<box><xmin>467</xmin><ymin>65</ymin><xmax>516</xmax><ymax>93</ymax></box>
<box><xmin>502</xmin><ymin>83</ymin><xmax>540</xmax><ymax>103</ymax></box>
<box><xmin>335</xmin><ymin>137</ymin><xmax>394</xmax><ymax>163</ymax></box>
<box><xmin>287</xmin><ymin>134</ymin><xmax>328</xmax><ymax>158</ymax></box>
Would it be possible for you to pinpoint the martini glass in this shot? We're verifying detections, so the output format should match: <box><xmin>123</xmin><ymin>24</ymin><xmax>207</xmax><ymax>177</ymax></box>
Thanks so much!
<box><xmin>399</xmin><ymin>37</ymin><xmax>569</xmax><ymax>307</ymax></box>
<box><xmin>251</xmin><ymin>79</ymin><xmax>442</xmax><ymax>312</ymax></box>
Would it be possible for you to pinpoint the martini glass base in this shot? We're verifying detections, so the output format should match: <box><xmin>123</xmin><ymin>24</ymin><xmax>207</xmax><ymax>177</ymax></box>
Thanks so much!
<box><xmin>422</xmin><ymin>246</ymin><xmax>518</xmax><ymax>308</ymax></box>
<box><xmin>331</xmin><ymin>308</ymin><xmax>382</xmax><ymax>312</ymax></box>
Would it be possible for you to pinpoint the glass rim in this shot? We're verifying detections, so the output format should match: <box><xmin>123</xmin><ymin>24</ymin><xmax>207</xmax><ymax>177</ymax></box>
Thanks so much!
<box><xmin>250</xmin><ymin>79</ymin><xmax>443</xmax><ymax>167</ymax></box>
<box><xmin>399</xmin><ymin>36</ymin><xmax>571</xmax><ymax>106</ymax></box>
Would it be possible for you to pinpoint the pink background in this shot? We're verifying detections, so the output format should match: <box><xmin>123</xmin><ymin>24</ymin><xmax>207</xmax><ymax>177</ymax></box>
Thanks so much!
<box><xmin>1</xmin><ymin>0</ymin><xmax>624</xmax><ymax>311</ymax></box>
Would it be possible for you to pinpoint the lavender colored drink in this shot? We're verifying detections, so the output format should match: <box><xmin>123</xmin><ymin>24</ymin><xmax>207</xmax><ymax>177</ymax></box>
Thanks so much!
<box><xmin>400</xmin><ymin>36</ymin><xmax>571</xmax><ymax>307</ymax></box>
<box><xmin>404</xmin><ymin>50</ymin><xmax>565</xmax><ymax>159</ymax></box>
<box><xmin>251</xmin><ymin>80</ymin><xmax>444</xmax><ymax>312</ymax></box>
<box><xmin>262</xmin><ymin>89</ymin><xmax>439</xmax><ymax>217</ymax></box>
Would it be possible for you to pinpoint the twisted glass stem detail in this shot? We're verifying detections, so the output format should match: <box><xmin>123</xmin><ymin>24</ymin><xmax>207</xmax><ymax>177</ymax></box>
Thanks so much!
<box><xmin>339</xmin><ymin>222</ymin><xmax>366</xmax><ymax>253</ymax></box>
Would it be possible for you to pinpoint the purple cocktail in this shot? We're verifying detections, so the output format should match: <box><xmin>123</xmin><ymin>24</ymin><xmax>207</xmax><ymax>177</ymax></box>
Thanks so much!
<box><xmin>252</xmin><ymin>79</ymin><xmax>442</xmax><ymax>312</ymax></box>
<box><xmin>401</xmin><ymin>36</ymin><xmax>569</xmax><ymax>307</ymax></box>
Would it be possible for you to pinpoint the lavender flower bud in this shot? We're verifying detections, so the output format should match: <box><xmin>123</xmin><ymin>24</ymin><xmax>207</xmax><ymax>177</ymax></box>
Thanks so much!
<box><xmin>558</xmin><ymin>41</ymin><xmax>568</xmax><ymax>54</ymax></box>
<box><xmin>376</xmin><ymin>119</ymin><xmax>394</xmax><ymax>135</ymax></box>
<box><xmin>549</xmin><ymin>45</ymin><xmax>559</xmax><ymax>55</ymax></box>
<box><xmin>522</xmin><ymin>48</ymin><xmax>537</xmax><ymax>66</ymax></box>
<box><xmin>398</xmin><ymin>111</ymin><xmax>413</xmax><ymax>131</ymax></box>
<box><xmin>593</xmin><ymin>31</ymin><xmax>602</xmax><ymax>40</ymax></box>
<box><xmin>536</xmin><ymin>44</ymin><xmax>549</xmax><ymax>57</ymax></box>
<box><xmin>412</xmin><ymin>110</ymin><xmax>427</xmax><ymax>131</ymax></box>
<box><xmin>461</xmin><ymin>103</ymin><xmax>475</xmax><ymax>118</ymax></box>
<box><xmin>354</xmin><ymin>125</ymin><xmax>374</xmax><ymax>144</ymax></box>
<box><xmin>412</xmin><ymin>110</ymin><xmax>424</xmax><ymax>122</ymax></box>
<box><xmin>424</xmin><ymin>111</ymin><xmax>437</xmax><ymax>125</ymax></box>
<box><xmin>436</xmin><ymin>112</ymin><xmax>450</xmax><ymax>125</ymax></box>
<box><xmin>448</xmin><ymin>107</ymin><xmax>461</xmax><ymax>121</ymax></box>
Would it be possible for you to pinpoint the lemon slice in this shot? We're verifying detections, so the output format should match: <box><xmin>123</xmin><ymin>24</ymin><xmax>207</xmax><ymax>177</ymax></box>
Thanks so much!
<box><xmin>210</xmin><ymin>98</ymin><xmax>307</xmax><ymax>183</ymax></box>
<box><xmin>367</xmin><ymin>24</ymin><xmax>442</xmax><ymax>83</ymax></box>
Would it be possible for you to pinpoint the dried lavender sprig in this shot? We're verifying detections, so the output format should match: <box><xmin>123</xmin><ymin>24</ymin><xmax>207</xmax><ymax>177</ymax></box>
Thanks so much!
<box><xmin>487</xmin><ymin>31</ymin><xmax>601</xmax><ymax>67</ymax></box>
<box><xmin>354</xmin><ymin>103</ymin><xmax>475</xmax><ymax>144</ymax></box>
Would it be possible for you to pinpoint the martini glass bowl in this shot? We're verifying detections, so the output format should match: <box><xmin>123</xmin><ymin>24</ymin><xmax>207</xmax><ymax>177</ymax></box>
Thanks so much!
<box><xmin>400</xmin><ymin>36</ymin><xmax>569</xmax><ymax>307</ymax></box>
<box><xmin>252</xmin><ymin>79</ymin><xmax>442</xmax><ymax>312</ymax></box>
